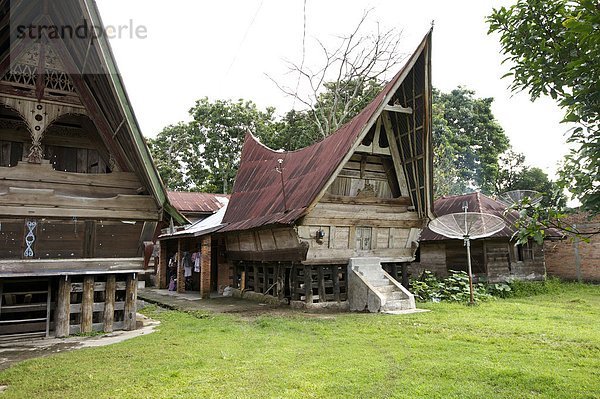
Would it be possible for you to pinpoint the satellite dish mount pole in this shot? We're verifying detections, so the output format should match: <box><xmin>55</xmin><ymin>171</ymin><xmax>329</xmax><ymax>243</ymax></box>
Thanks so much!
<box><xmin>463</xmin><ymin>201</ymin><xmax>475</xmax><ymax>305</ymax></box>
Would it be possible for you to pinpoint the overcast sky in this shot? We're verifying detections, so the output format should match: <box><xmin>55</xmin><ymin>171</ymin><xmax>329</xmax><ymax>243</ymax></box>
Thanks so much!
<box><xmin>96</xmin><ymin>0</ymin><xmax>572</xmax><ymax>179</ymax></box>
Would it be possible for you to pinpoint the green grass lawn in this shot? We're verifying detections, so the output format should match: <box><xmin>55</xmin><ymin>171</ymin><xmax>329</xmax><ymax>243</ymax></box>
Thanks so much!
<box><xmin>1</xmin><ymin>283</ymin><xmax>599</xmax><ymax>399</ymax></box>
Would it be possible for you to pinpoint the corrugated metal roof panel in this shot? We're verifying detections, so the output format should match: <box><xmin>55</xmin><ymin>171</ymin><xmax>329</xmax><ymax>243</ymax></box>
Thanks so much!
<box><xmin>167</xmin><ymin>192</ymin><xmax>229</xmax><ymax>214</ymax></box>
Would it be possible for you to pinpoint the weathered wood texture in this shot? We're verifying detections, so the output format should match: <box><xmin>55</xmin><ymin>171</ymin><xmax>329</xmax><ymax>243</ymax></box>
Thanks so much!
<box><xmin>103</xmin><ymin>274</ymin><xmax>116</xmax><ymax>333</ymax></box>
<box><xmin>0</xmin><ymin>162</ymin><xmax>144</xmax><ymax>198</ymax></box>
<box><xmin>234</xmin><ymin>263</ymin><xmax>348</xmax><ymax>304</ymax></box>
<box><xmin>0</xmin><ymin>186</ymin><xmax>158</xmax><ymax>220</ymax></box>
<box><xmin>300</xmin><ymin>196</ymin><xmax>422</xmax><ymax>263</ymax></box>
<box><xmin>55</xmin><ymin>276</ymin><xmax>70</xmax><ymax>337</ymax></box>
<box><xmin>0</xmin><ymin>258</ymin><xmax>145</xmax><ymax>277</ymax></box>
<box><xmin>80</xmin><ymin>276</ymin><xmax>94</xmax><ymax>333</ymax></box>
<box><xmin>124</xmin><ymin>274</ymin><xmax>137</xmax><ymax>331</ymax></box>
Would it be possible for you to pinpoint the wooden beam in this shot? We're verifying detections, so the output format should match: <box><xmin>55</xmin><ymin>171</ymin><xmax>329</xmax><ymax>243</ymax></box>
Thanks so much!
<box><xmin>81</xmin><ymin>276</ymin><xmax>94</xmax><ymax>334</ymax></box>
<box><xmin>383</xmin><ymin>112</ymin><xmax>411</xmax><ymax>198</ymax></box>
<box><xmin>103</xmin><ymin>274</ymin><xmax>116</xmax><ymax>333</ymax></box>
<box><xmin>304</xmin><ymin>265</ymin><xmax>313</xmax><ymax>303</ymax></box>
<box><xmin>383</xmin><ymin>104</ymin><xmax>413</xmax><ymax>114</ymax></box>
<box><xmin>124</xmin><ymin>274</ymin><xmax>137</xmax><ymax>331</ymax></box>
<box><xmin>55</xmin><ymin>276</ymin><xmax>70</xmax><ymax>338</ymax></box>
<box><xmin>0</xmin><ymin>258</ymin><xmax>145</xmax><ymax>277</ymax></box>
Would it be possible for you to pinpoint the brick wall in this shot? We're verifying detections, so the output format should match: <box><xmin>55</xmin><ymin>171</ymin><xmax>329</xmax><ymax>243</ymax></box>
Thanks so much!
<box><xmin>200</xmin><ymin>235</ymin><xmax>212</xmax><ymax>298</ymax></box>
<box><xmin>544</xmin><ymin>213</ymin><xmax>600</xmax><ymax>282</ymax></box>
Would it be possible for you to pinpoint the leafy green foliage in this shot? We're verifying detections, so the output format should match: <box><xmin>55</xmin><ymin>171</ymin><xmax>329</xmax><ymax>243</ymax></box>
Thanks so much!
<box><xmin>487</xmin><ymin>283</ymin><xmax>513</xmax><ymax>298</ymax></box>
<box><xmin>147</xmin><ymin>98</ymin><xmax>276</xmax><ymax>192</ymax></box>
<box><xmin>432</xmin><ymin>87</ymin><xmax>510</xmax><ymax>196</ymax></box>
<box><xmin>509</xmin><ymin>277</ymin><xmax>563</xmax><ymax>298</ymax></box>
<box><xmin>488</xmin><ymin>0</ymin><xmax>600</xmax><ymax>214</ymax></box>
<box><xmin>410</xmin><ymin>270</ymin><xmax>492</xmax><ymax>303</ymax></box>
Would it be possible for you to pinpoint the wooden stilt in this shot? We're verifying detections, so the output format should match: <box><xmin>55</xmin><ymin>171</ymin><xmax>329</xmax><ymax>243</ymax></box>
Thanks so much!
<box><xmin>304</xmin><ymin>265</ymin><xmax>313</xmax><ymax>303</ymax></box>
<box><xmin>317</xmin><ymin>267</ymin><xmax>326</xmax><ymax>303</ymax></box>
<box><xmin>253</xmin><ymin>264</ymin><xmax>259</xmax><ymax>293</ymax></box>
<box><xmin>124</xmin><ymin>273</ymin><xmax>137</xmax><ymax>331</ymax></box>
<box><xmin>55</xmin><ymin>276</ymin><xmax>71</xmax><ymax>338</ymax></box>
<box><xmin>159</xmin><ymin>243</ymin><xmax>167</xmax><ymax>289</ymax></box>
<box><xmin>332</xmin><ymin>266</ymin><xmax>340</xmax><ymax>302</ymax></box>
<box><xmin>45</xmin><ymin>279</ymin><xmax>51</xmax><ymax>337</ymax></box>
<box><xmin>81</xmin><ymin>276</ymin><xmax>94</xmax><ymax>334</ymax></box>
<box><xmin>176</xmin><ymin>239</ymin><xmax>184</xmax><ymax>293</ymax></box>
<box><xmin>103</xmin><ymin>274</ymin><xmax>116</xmax><ymax>333</ymax></box>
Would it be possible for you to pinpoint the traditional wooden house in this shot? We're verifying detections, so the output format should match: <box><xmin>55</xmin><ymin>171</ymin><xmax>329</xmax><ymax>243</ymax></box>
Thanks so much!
<box><xmin>220</xmin><ymin>31</ymin><xmax>434</xmax><ymax>311</ymax></box>
<box><xmin>0</xmin><ymin>0</ymin><xmax>184</xmax><ymax>338</ymax></box>
<box><xmin>413</xmin><ymin>192</ymin><xmax>558</xmax><ymax>283</ymax></box>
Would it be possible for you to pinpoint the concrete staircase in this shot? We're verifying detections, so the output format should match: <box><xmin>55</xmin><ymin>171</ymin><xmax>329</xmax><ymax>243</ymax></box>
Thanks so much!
<box><xmin>348</xmin><ymin>258</ymin><xmax>416</xmax><ymax>313</ymax></box>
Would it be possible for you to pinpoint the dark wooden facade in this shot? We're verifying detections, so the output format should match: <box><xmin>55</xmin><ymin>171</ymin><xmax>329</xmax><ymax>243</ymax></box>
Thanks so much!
<box><xmin>0</xmin><ymin>0</ymin><xmax>183</xmax><ymax>338</ymax></box>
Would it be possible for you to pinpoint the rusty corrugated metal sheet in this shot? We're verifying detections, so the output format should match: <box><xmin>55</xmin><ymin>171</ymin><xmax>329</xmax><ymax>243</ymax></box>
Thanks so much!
<box><xmin>221</xmin><ymin>31</ymin><xmax>433</xmax><ymax>232</ymax></box>
<box><xmin>167</xmin><ymin>192</ymin><xmax>228</xmax><ymax>214</ymax></box>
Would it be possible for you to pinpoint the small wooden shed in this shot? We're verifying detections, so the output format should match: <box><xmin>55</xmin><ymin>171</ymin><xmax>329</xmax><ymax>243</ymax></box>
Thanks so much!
<box><xmin>413</xmin><ymin>192</ymin><xmax>557</xmax><ymax>283</ymax></box>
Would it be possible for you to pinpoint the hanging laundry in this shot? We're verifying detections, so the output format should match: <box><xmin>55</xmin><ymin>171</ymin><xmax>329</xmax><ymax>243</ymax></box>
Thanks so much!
<box><xmin>182</xmin><ymin>251</ymin><xmax>193</xmax><ymax>278</ymax></box>
<box><xmin>194</xmin><ymin>251</ymin><xmax>201</xmax><ymax>273</ymax></box>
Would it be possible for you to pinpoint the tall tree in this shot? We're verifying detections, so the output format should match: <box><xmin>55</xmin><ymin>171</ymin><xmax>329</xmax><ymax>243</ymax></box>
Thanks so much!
<box><xmin>148</xmin><ymin>98</ymin><xmax>276</xmax><ymax>193</ymax></box>
<box><xmin>147</xmin><ymin>123</ymin><xmax>190</xmax><ymax>191</ymax></box>
<box><xmin>432</xmin><ymin>87</ymin><xmax>510</xmax><ymax>196</ymax></box>
<box><xmin>270</xmin><ymin>10</ymin><xmax>402</xmax><ymax>138</ymax></box>
<box><xmin>488</xmin><ymin>0</ymin><xmax>600</xmax><ymax>214</ymax></box>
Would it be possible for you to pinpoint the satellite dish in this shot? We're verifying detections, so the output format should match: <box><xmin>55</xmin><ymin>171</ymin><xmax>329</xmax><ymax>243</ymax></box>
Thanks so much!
<box><xmin>428</xmin><ymin>210</ymin><xmax>506</xmax><ymax>304</ymax></box>
<box><xmin>497</xmin><ymin>190</ymin><xmax>543</xmax><ymax>208</ymax></box>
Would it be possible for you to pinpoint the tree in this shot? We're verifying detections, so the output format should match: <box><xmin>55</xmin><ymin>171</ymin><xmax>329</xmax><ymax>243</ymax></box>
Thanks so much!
<box><xmin>148</xmin><ymin>98</ymin><xmax>276</xmax><ymax>193</ymax></box>
<box><xmin>270</xmin><ymin>10</ymin><xmax>402</xmax><ymax>138</ymax></box>
<box><xmin>432</xmin><ymin>88</ymin><xmax>511</xmax><ymax>196</ymax></box>
<box><xmin>487</xmin><ymin>0</ymin><xmax>600</xmax><ymax>214</ymax></box>
<box><xmin>147</xmin><ymin>123</ymin><xmax>190</xmax><ymax>191</ymax></box>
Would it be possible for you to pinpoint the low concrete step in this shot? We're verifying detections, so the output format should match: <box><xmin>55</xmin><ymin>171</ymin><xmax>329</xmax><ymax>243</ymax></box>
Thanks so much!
<box><xmin>382</xmin><ymin>299</ymin><xmax>412</xmax><ymax>311</ymax></box>
<box><xmin>369</xmin><ymin>279</ymin><xmax>390</xmax><ymax>287</ymax></box>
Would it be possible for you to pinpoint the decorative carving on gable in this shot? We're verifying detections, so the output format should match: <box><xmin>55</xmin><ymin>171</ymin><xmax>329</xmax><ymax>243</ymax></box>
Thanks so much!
<box><xmin>356</xmin><ymin>182</ymin><xmax>376</xmax><ymax>198</ymax></box>
<box><xmin>1</xmin><ymin>43</ymin><xmax>76</xmax><ymax>93</ymax></box>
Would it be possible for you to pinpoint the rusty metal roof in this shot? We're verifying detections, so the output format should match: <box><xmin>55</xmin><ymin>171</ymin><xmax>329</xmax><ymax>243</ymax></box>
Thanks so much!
<box><xmin>221</xmin><ymin>32</ymin><xmax>433</xmax><ymax>233</ymax></box>
<box><xmin>420</xmin><ymin>192</ymin><xmax>562</xmax><ymax>241</ymax></box>
<box><xmin>167</xmin><ymin>192</ymin><xmax>228</xmax><ymax>215</ymax></box>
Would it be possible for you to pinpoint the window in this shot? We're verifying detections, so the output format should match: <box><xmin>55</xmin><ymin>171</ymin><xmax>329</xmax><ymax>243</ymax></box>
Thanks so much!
<box><xmin>515</xmin><ymin>243</ymin><xmax>534</xmax><ymax>262</ymax></box>
<box><xmin>355</xmin><ymin>227</ymin><xmax>372</xmax><ymax>250</ymax></box>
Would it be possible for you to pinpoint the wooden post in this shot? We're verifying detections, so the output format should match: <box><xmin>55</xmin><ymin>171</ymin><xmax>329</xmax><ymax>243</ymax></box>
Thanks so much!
<box><xmin>331</xmin><ymin>265</ymin><xmax>340</xmax><ymax>302</ymax></box>
<box><xmin>401</xmin><ymin>263</ymin><xmax>409</xmax><ymax>288</ymax></box>
<box><xmin>176</xmin><ymin>239</ymin><xmax>184</xmax><ymax>293</ymax></box>
<box><xmin>200</xmin><ymin>235</ymin><xmax>212</xmax><ymax>299</ymax></box>
<box><xmin>124</xmin><ymin>273</ymin><xmax>137</xmax><ymax>331</ymax></box>
<box><xmin>45</xmin><ymin>279</ymin><xmax>52</xmax><ymax>337</ymax></box>
<box><xmin>277</xmin><ymin>264</ymin><xmax>284</xmax><ymax>300</ymax></box>
<box><xmin>55</xmin><ymin>276</ymin><xmax>71</xmax><ymax>338</ymax></box>
<box><xmin>304</xmin><ymin>265</ymin><xmax>313</xmax><ymax>303</ymax></box>
<box><xmin>159</xmin><ymin>242</ymin><xmax>168</xmax><ymax>289</ymax></box>
<box><xmin>263</xmin><ymin>265</ymin><xmax>268</xmax><ymax>294</ymax></box>
<box><xmin>317</xmin><ymin>267</ymin><xmax>326</xmax><ymax>303</ymax></box>
<box><xmin>81</xmin><ymin>276</ymin><xmax>94</xmax><ymax>334</ymax></box>
<box><xmin>290</xmin><ymin>264</ymin><xmax>297</xmax><ymax>301</ymax></box>
<box><xmin>253</xmin><ymin>264</ymin><xmax>259</xmax><ymax>293</ymax></box>
<box><xmin>103</xmin><ymin>274</ymin><xmax>116</xmax><ymax>333</ymax></box>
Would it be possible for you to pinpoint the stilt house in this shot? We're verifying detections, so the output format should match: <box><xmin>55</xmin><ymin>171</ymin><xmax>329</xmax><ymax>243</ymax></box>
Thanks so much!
<box><xmin>0</xmin><ymin>0</ymin><xmax>184</xmax><ymax>338</ymax></box>
<box><xmin>221</xmin><ymin>31</ymin><xmax>434</xmax><ymax>308</ymax></box>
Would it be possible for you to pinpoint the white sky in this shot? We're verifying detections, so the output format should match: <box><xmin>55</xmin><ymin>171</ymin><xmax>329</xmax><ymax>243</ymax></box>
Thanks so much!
<box><xmin>96</xmin><ymin>0</ymin><xmax>572</xmax><ymax>179</ymax></box>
